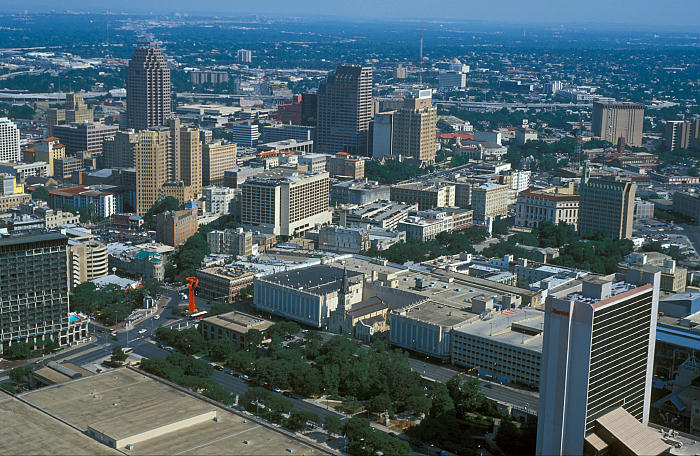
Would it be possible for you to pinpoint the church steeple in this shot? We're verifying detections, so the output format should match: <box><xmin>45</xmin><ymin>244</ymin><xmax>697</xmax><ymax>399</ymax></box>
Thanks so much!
<box><xmin>338</xmin><ymin>263</ymin><xmax>350</xmax><ymax>313</ymax></box>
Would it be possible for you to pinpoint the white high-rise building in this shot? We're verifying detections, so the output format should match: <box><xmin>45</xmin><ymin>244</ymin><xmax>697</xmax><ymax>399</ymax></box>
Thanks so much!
<box><xmin>0</xmin><ymin>118</ymin><xmax>21</xmax><ymax>163</ymax></box>
<box><xmin>536</xmin><ymin>275</ymin><xmax>660</xmax><ymax>455</ymax></box>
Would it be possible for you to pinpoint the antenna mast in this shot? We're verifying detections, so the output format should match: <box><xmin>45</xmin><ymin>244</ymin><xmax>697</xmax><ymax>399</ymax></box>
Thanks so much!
<box><xmin>419</xmin><ymin>23</ymin><xmax>423</xmax><ymax>85</ymax></box>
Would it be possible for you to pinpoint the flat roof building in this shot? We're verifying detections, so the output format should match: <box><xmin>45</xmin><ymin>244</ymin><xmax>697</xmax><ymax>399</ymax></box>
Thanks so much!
<box><xmin>452</xmin><ymin>308</ymin><xmax>544</xmax><ymax>389</ymax></box>
<box><xmin>200</xmin><ymin>311</ymin><xmax>274</xmax><ymax>349</ymax></box>
<box><xmin>390</xmin><ymin>181</ymin><xmax>456</xmax><ymax>210</ymax></box>
<box><xmin>240</xmin><ymin>168</ymin><xmax>331</xmax><ymax>237</ymax></box>
<box><xmin>5</xmin><ymin>367</ymin><xmax>328</xmax><ymax>454</ymax></box>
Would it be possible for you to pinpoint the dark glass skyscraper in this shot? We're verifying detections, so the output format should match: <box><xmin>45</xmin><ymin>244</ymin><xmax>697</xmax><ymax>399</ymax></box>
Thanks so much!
<box><xmin>316</xmin><ymin>65</ymin><xmax>373</xmax><ymax>156</ymax></box>
<box><xmin>126</xmin><ymin>42</ymin><xmax>172</xmax><ymax>131</ymax></box>
<box><xmin>0</xmin><ymin>232</ymin><xmax>70</xmax><ymax>355</ymax></box>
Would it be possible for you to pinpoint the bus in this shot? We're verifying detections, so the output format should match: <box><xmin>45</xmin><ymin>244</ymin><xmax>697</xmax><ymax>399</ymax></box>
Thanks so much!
<box><xmin>188</xmin><ymin>310</ymin><xmax>208</xmax><ymax>320</ymax></box>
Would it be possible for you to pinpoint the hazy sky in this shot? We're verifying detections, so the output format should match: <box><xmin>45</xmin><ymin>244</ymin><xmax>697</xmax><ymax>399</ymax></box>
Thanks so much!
<box><xmin>10</xmin><ymin>0</ymin><xmax>700</xmax><ymax>28</ymax></box>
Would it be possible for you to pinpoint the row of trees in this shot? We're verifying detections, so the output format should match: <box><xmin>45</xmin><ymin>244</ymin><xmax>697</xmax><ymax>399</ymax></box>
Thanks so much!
<box><xmin>140</xmin><ymin>352</ymin><xmax>233</xmax><ymax>404</ymax></box>
<box><xmin>71</xmin><ymin>278</ymin><xmax>162</xmax><ymax>325</ymax></box>
<box><xmin>363</xmin><ymin>227</ymin><xmax>489</xmax><ymax>264</ymax></box>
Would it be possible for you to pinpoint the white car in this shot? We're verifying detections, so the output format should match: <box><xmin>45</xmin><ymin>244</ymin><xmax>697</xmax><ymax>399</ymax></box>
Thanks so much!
<box><xmin>153</xmin><ymin>315</ymin><xmax>160</xmax><ymax>320</ymax></box>
<box><xmin>138</xmin><ymin>329</ymin><xmax>147</xmax><ymax>334</ymax></box>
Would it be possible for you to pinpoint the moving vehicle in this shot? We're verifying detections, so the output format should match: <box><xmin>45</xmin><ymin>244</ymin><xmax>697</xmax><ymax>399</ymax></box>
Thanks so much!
<box><xmin>138</xmin><ymin>329</ymin><xmax>147</xmax><ymax>334</ymax></box>
<box><xmin>153</xmin><ymin>314</ymin><xmax>160</xmax><ymax>320</ymax></box>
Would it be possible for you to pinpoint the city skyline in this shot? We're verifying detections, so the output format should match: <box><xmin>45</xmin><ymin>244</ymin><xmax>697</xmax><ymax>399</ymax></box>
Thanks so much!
<box><xmin>5</xmin><ymin>1</ymin><xmax>700</xmax><ymax>29</ymax></box>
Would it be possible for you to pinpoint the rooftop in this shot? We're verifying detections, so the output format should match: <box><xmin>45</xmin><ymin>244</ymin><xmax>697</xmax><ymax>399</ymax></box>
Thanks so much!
<box><xmin>202</xmin><ymin>311</ymin><xmax>274</xmax><ymax>334</ymax></box>
<box><xmin>15</xmin><ymin>368</ymin><xmax>327</xmax><ymax>455</ymax></box>
<box><xmin>260</xmin><ymin>264</ymin><xmax>363</xmax><ymax>295</ymax></box>
<box><xmin>397</xmin><ymin>300</ymin><xmax>475</xmax><ymax>328</ymax></box>
<box><xmin>454</xmin><ymin>308</ymin><xmax>544</xmax><ymax>352</ymax></box>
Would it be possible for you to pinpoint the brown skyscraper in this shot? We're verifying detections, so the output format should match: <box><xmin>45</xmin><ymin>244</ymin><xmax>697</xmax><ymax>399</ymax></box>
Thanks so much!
<box><xmin>316</xmin><ymin>65</ymin><xmax>373</xmax><ymax>156</ymax></box>
<box><xmin>179</xmin><ymin>126</ymin><xmax>202</xmax><ymax>197</ymax></box>
<box><xmin>592</xmin><ymin>101</ymin><xmax>644</xmax><ymax>147</ymax></box>
<box><xmin>127</xmin><ymin>42</ymin><xmax>172</xmax><ymax>131</ymax></box>
<box><xmin>392</xmin><ymin>89</ymin><xmax>437</xmax><ymax>164</ymax></box>
<box><xmin>135</xmin><ymin>129</ymin><xmax>169</xmax><ymax>215</ymax></box>
<box><xmin>579</xmin><ymin>166</ymin><xmax>636</xmax><ymax>241</ymax></box>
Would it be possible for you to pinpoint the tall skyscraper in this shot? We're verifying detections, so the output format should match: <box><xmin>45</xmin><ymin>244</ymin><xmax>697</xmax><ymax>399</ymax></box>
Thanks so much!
<box><xmin>179</xmin><ymin>126</ymin><xmax>202</xmax><ymax>197</ymax></box>
<box><xmin>316</xmin><ymin>65</ymin><xmax>373</xmax><ymax>156</ymax></box>
<box><xmin>135</xmin><ymin>129</ymin><xmax>169</xmax><ymax>215</ymax></box>
<box><xmin>392</xmin><ymin>89</ymin><xmax>437</xmax><ymax>164</ymax></box>
<box><xmin>664</xmin><ymin>120</ymin><xmax>691</xmax><ymax>151</ymax></box>
<box><xmin>592</xmin><ymin>101</ymin><xmax>644</xmax><ymax>147</ymax></box>
<box><xmin>236</xmin><ymin>49</ymin><xmax>252</xmax><ymax>63</ymax></box>
<box><xmin>536</xmin><ymin>275</ymin><xmax>660</xmax><ymax>455</ymax></box>
<box><xmin>126</xmin><ymin>42</ymin><xmax>172</xmax><ymax>131</ymax></box>
<box><xmin>0</xmin><ymin>232</ymin><xmax>70</xmax><ymax>355</ymax></box>
<box><xmin>0</xmin><ymin>117</ymin><xmax>20</xmax><ymax>163</ymax></box>
<box><xmin>166</xmin><ymin>117</ymin><xmax>181</xmax><ymax>182</ymax></box>
<box><xmin>578</xmin><ymin>167</ymin><xmax>636</xmax><ymax>240</ymax></box>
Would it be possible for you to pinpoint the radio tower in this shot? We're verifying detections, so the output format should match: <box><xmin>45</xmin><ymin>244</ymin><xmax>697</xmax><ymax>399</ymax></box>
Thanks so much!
<box><xmin>419</xmin><ymin>23</ymin><xmax>423</xmax><ymax>85</ymax></box>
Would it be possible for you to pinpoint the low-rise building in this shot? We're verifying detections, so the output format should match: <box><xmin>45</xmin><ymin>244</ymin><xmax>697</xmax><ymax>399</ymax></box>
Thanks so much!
<box><xmin>254</xmin><ymin>265</ymin><xmax>365</xmax><ymax>328</ymax></box>
<box><xmin>472</xmin><ymin>182</ymin><xmax>509</xmax><ymax>222</ymax></box>
<box><xmin>49</xmin><ymin>185</ymin><xmax>118</xmax><ymax>218</ymax></box>
<box><xmin>109</xmin><ymin>244</ymin><xmax>169</xmax><ymax>282</ymax></box>
<box><xmin>634</xmin><ymin>200</ymin><xmax>655</xmax><ymax>221</ymax></box>
<box><xmin>318</xmin><ymin>225</ymin><xmax>371</xmax><ymax>253</ymax></box>
<box><xmin>202</xmin><ymin>186</ymin><xmax>235</xmax><ymax>215</ymax></box>
<box><xmin>0</xmin><ymin>192</ymin><xmax>31</xmax><ymax>212</ymax></box>
<box><xmin>207</xmin><ymin>228</ymin><xmax>253</xmax><ymax>256</ymax></box>
<box><xmin>390</xmin><ymin>181</ymin><xmax>456</xmax><ymax>210</ymax></box>
<box><xmin>196</xmin><ymin>266</ymin><xmax>256</xmax><ymax>302</ymax></box>
<box><xmin>155</xmin><ymin>209</ymin><xmax>198</xmax><ymax>247</ymax></box>
<box><xmin>452</xmin><ymin>307</ymin><xmax>544</xmax><ymax>388</ymax></box>
<box><xmin>199</xmin><ymin>311</ymin><xmax>274</xmax><ymax>349</ymax></box>
<box><xmin>330</xmin><ymin>179</ymin><xmax>390</xmax><ymax>206</ymax></box>
<box><xmin>618</xmin><ymin>252</ymin><xmax>687</xmax><ymax>293</ymax></box>
<box><xmin>397</xmin><ymin>212</ymin><xmax>452</xmax><ymax>242</ymax></box>
<box><xmin>673</xmin><ymin>191</ymin><xmax>699</xmax><ymax>221</ymax></box>
<box><xmin>390</xmin><ymin>300</ymin><xmax>473</xmax><ymax>361</ymax></box>
<box><xmin>327</xmin><ymin>153</ymin><xmax>365</xmax><ymax>179</ymax></box>
<box><xmin>340</xmin><ymin>200</ymin><xmax>418</xmax><ymax>229</ymax></box>
<box><xmin>516</xmin><ymin>186</ymin><xmax>579</xmax><ymax>230</ymax></box>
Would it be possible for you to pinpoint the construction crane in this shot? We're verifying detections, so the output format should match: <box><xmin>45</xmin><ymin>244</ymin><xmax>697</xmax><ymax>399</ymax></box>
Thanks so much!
<box><xmin>185</xmin><ymin>277</ymin><xmax>198</xmax><ymax>313</ymax></box>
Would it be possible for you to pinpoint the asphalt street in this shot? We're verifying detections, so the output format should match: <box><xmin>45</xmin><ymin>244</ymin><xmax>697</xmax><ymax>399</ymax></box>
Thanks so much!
<box><xmin>407</xmin><ymin>358</ymin><xmax>539</xmax><ymax>414</ymax></box>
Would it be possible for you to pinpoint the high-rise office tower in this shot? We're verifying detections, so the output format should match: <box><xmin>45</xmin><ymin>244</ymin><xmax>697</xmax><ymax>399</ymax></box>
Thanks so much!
<box><xmin>664</xmin><ymin>120</ymin><xmax>691</xmax><ymax>152</ymax></box>
<box><xmin>179</xmin><ymin>126</ymin><xmax>202</xmax><ymax>197</ymax></box>
<box><xmin>578</xmin><ymin>167</ymin><xmax>636</xmax><ymax>240</ymax></box>
<box><xmin>592</xmin><ymin>101</ymin><xmax>644</xmax><ymax>147</ymax></box>
<box><xmin>301</xmin><ymin>93</ymin><xmax>318</xmax><ymax>126</ymax></box>
<box><xmin>371</xmin><ymin>111</ymin><xmax>394</xmax><ymax>159</ymax></box>
<box><xmin>0</xmin><ymin>232</ymin><xmax>71</xmax><ymax>355</ymax></box>
<box><xmin>236</xmin><ymin>49</ymin><xmax>252</xmax><ymax>63</ymax></box>
<box><xmin>240</xmin><ymin>168</ymin><xmax>331</xmax><ymax>237</ymax></box>
<box><xmin>166</xmin><ymin>117</ymin><xmax>181</xmax><ymax>182</ymax></box>
<box><xmin>537</xmin><ymin>275</ymin><xmax>660</xmax><ymax>455</ymax></box>
<box><xmin>316</xmin><ymin>65</ymin><xmax>373</xmax><ymax>156</ymax></box>
<box><xmin>52</xmin><ymin>122</ymin><xmax>118</xmax><ymax>154</ymax></box>
<box><xmin>392</xmin><ymin>89</ymin><xmax>437</xmax><ymax>164</ymax></box>
<box><xmin>0</xmin><ymin>117</ymin><xmax>20</xmax><ymax>163</ymax></box>
<box><xmin>202</xmin><ymin>141</ymin><xmax>237</xmax><ymax>186</ymax></box>
<box><xmin>103</xmin><ymin>130</ymin><xmax>138</xmax><ymax>169</ymax></box>
<box><xmin>135</xmin><ymin>129</ymin><xmax>169</xmax><ymax>215</ymax></box>
<box><xmin>126</xmin><ymin>42</ymin><xmax>172</xmax><ymax>131</ymax></box>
